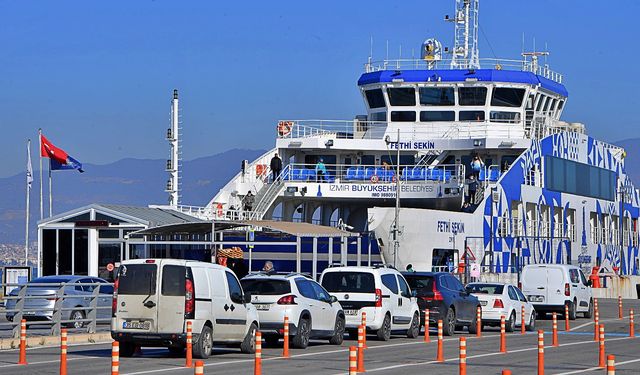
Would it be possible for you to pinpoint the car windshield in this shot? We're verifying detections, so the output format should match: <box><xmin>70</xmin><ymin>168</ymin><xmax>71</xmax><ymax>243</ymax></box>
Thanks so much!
<box><xmin>240</xmin><ymin>279</ymin><xmax>291</xmax><ymax>295</ymax></box>
<box><xmin>467</xmin><ymin>284</ymin><xmax>504</xmax><ymax>294</ymax></box>
<box><xmin>403</xmin><ymin>275</ymin><xmax>434</xmax><ymax>292</ymax></box>
<box><xmin>321</xmin><ymin>272</ymin><xmax>375</xmax><ymax>293</ymax></box>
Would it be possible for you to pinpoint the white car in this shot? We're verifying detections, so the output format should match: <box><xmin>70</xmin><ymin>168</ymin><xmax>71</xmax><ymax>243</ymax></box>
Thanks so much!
<box><xmin>466</xmin><ymin>282</ymin><xmax>536</xmax><ymax>332</ymax></box>
<box><xmin>240</xmin><ymin>273</ymin><xmax>345</xmax><ymax>348</ymax></box>
<box><xmin>319</xmin><ymin>265</ymin><xmax>420</xmax><ymax>341</ymax></box>
<box><xmin>521</xmin><ymin>264</ymin><xmax>593</xmax><ymax>320</ymax></box>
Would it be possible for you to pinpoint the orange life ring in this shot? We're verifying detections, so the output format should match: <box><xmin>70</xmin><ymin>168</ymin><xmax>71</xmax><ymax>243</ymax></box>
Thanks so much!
<box><xmin>277</xmin><ymin>121</ymin><xmax>293</xmax><ymax>136</ymax></box>
<box><xmin>370</xmin><ymin>175</ymin><xmax>379</xmax><ymax>183</ymax></box>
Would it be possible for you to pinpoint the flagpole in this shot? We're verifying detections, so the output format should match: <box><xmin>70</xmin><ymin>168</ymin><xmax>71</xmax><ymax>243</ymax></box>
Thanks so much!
<box><xmin>25</xmin><ymin>139</ymin><xmax>32</xmax><ymax>267</ymax></box>
<box><xmin>49</xmin><ymin>160</ymin><xmax>53</xmax><ymax>217</ymax></box>
<box><xmin>39</xmin><ymin>129</ymin><xmax>43</xmax><ymax>220</ymax></box>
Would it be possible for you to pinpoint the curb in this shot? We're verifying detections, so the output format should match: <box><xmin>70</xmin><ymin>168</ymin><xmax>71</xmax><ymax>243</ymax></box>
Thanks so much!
<box><xmin>0</xmin><ymin>332</ymin><xmax>112</xmax><ymax>350</ymax></box>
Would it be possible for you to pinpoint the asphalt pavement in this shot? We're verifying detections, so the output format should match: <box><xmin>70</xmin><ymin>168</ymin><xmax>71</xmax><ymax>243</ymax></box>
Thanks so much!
<box><xmin>1</xmin><ymin>298</ymin><xmax>639</xmax><ymax>374</ymax></box>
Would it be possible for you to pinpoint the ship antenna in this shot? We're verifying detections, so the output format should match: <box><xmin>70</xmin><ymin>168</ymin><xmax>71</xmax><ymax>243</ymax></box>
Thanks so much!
<box><xmin>448</xmin><ymin>0</ymin><xmax>480</xmax><ymax>69</ymax></box>
<box><xmin>166</xmin><ymin>89</ymin><xmax>181</xmax><ymax>207</ymax></box>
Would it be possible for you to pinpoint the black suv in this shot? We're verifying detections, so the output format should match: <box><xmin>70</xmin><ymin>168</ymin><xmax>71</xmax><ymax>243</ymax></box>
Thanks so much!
<box><xmin>402</xmin><ymin>272</ymin><xmax>480</xmax><ymax>336</ymax></box>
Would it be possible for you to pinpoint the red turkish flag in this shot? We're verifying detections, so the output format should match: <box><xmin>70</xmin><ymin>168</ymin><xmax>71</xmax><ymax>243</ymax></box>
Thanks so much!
<box><xmin>40</xmin><ymin>134</ymin><xmax>69</xmax><ymax>164</ymax></box>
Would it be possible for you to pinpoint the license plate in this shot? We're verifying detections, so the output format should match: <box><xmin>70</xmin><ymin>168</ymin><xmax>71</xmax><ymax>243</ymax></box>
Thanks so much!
<box><xmin>528</xmin><ymin>295</ymin><xmax>543</xmax><ymax>303</ymax></box>
<box><xmin>480</xmin><ymin>301</ymin><xmax>487</xmax><ymax>306</ymax></box>
<box><xmin>123</xmin><ymin>320</ymin><xmax>150</xmax><ymax>330</ymax></box>
<box><xmin>344</xmin><ymin>309</ymin><xmax>359</xmax><ymax>316</ymax></box>
<box><xmin>254</xmin><ymin>304</ymin><xmax>270</xmax><ymax>311</ymax></box>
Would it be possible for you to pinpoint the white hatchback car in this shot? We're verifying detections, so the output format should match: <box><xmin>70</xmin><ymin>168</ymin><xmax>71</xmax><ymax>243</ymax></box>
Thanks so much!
<box><xmin>240</xmin><ymin>273</ymin><xmax>345</xmax><ymax>348</ymax></box>
<box><xmin>466</xmin><ymin>282</ymin><xmax>536</xmax><ymax>332</ymax></box>
<box><xmin>319</xmin><ymin>265</ymin><xmax>420</xmax><ymax>341</ymax></box>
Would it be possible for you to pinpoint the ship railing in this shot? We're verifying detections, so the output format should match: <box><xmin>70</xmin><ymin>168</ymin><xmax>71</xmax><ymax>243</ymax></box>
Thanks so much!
<box><xmin>175</xmin><ymin>204</ymin><xmax>215</xmax><ymax>220</ymax></box>
<box><xmin>277</xmin><ymin>119</ymin><xmax>388</xmax><ymax>140</ymax></box>
<box><xmin>280</xmin><ymin>162</ymin><xmax>465</xmax><ymax>185</ymax></box>
<box><xmin>364</xmin><ymin>57</ymin><xmax>563</xmax><ymax>83</ymax></box>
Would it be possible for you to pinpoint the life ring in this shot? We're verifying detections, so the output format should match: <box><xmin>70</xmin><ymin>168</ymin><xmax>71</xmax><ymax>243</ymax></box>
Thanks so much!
<box><xmin>370</xmin><ymin>175</ymin><xmax>379</xmax><ymax>183</ymax></box>
<box><xmin>277</xmin><ymin>121</ymin><xmax>293</xmax><ymax>136</ymax></box>
<box><xmin>216</xmin><ymin>203</ymin><xmax>224</xmax><ymax>217</ymax></box>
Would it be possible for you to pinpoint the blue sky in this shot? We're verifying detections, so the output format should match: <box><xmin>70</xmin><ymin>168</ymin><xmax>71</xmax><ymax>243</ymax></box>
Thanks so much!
<box><xmin>1</xmin><ymin>0</ymin><xmax>639</xmax><ymax>177</ymax></box>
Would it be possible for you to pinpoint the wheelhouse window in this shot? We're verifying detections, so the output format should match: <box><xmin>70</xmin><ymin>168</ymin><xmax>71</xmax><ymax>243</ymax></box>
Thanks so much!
<box><xmin>390</xmin><ymin>111</ymin><xmax>416</xmax><ymax>122</ymax></box>
<box><xmin>489</xmin><ymin>111</ymin><xmax>520</xmax><ymax>123</ymax></box>
<box><xmin>491</xmin><ymin>87</ymin><xmax>526</xmax><ymax>107</ymax></box>
<box><xmin>365</xmin><ymin>88</ymin><xmax>386</xmax><ymax>109</ymax></box>
<box><xmin>459</xmin><ymin>110</ymin><xmax>485</xmax><ymax>121</ymax></box>
<box><xmin>387</xmin><ymin>87</ymin><xmax>416</xmax><ymax>106</ymax></box>
<box><xmin>419</xmin><ymin>87</ymin><xmax>455</xmax><ymax>106</ymax></box>
<box><xmin>369</xmin><ymin>111</ymin><xmax>387</xmax><ymax>122</ymax></box>
<box><xmin>420</xmin><ymin>111</ymin><xmax>455</xmax><ymax>122</ymax></box>
<box><xmin>458</xmin><ymin>87</ymin><xmax>487</xmax><ymax>106</ymax></box>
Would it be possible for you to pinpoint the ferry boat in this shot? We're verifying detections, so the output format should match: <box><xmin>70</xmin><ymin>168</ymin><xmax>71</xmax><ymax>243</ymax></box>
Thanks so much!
<box><xmin>188</xmin><ymin>0</ymin><xmax>639</xmax><ymax>277</ymax></box>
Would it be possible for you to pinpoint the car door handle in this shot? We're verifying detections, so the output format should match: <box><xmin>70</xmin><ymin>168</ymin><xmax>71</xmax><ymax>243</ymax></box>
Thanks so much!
<box><xmin>143</xmin><ymin>300</ymin><xmax>156</xmax><ymax>308</ymax></box>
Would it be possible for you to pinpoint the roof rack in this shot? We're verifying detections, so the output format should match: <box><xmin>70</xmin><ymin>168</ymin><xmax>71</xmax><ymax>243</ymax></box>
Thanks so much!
<box><xmin>373</xmin><ymin>263</ymin><xmax>397</xmax><ymax>270</ymax></box>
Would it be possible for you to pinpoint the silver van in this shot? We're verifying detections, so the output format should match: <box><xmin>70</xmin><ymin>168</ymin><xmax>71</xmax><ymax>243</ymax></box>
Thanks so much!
<box><xmin>111</xmin><ymin>259</ymin><xmax>259</xmax><ymax>358</ymax></box>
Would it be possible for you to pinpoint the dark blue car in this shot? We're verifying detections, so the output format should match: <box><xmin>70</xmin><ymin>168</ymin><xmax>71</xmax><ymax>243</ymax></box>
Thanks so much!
<box><xmin>402</xmin><ymin>272</ymin><xmax>480</xmax><ymax>336</ymax></box>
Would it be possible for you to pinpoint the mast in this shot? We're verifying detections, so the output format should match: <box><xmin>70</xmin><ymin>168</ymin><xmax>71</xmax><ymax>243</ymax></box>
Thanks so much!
<box><xmin>392</xmin><ymin>129</ymin><xmax>401</xmax><ymax>267</ymax></box>
<box><xmin>448</xmin><ymin>0</ymin><xmax>480</xmax><ymax>69</ymax></box>
<box><xmin>166</xmin><ymin>89</ymin><xmax>181</xmax><ymax>207</ymax></box>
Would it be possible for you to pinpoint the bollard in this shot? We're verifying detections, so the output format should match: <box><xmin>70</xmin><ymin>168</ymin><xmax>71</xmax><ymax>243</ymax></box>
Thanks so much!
<box><xmin>594</xmin><ymin>308</ymin><xmax>600</xmax><ymax>342</ymax></box>
<box><xmin>502</xmin><ymin>371</ymin><xmax>512</xmax><ymax>375</ymax></box>
<box><xmin>111</xmin><ymin>341</ymin><xmax>120</xmax><ymax>375</ymax></box>
<box><xmin>537</xmin><ymin>330</ymin><xmax>544</xmax><ymax>375</ymax></box>
<box><xmin>618</xmin><ymin>296</ymin><xmax>623</xmax><ymax>319</ymax></box>
<box><xmin>594</xmin><ymin>298</ymin><xmax>599</xmax><ymax>314</ymax></box>
<box><xmin>607</xmin><ymin>354</ymin><xmax>615</xmax><ymax>375</ymax></box>
<box><xmin>598</xmin><ymin>324</ymin><xmax>605</xmax><ymax>368</ymax></box>
<box><xmin>499</xmin><ymin>315</ymin><xmax>507</xmax><ymax>353</ymax></box>
<box><xmin>564</xmin><ymin>304</ymin><xmax>570</xmax><ymax>331</ymax></box>
<box><xmin>283</xmin><ymin>315</ymin><xmax>290</xmax><ymax>358</ymax></box>
<box><xmin>630</xmin><ymin>309</ymin><xmax>635</xmax><ymax>338</ymax></box>
<box><xmin>186</xmin><ymin>321</ymin><xmax>193</xmax><ymax>368</ymax></box>
<box><xmin>18</xmin><ymin>319</ymin><xmax>27</xmax><ymax>365</ymax></box>
<box><xmin>254</xmin><ymin>331</ymin><xmax>262</xmax><ymax>375</ymax></box>
<box><xmin>349</xmin><ymin>346</ymin><xmax>357</xmax><ymax>375</ymax></box>
<box><xmin>60</xmin><ymin>328</ymin><xmax>68</xmax><ymax>375</ymax></box>
<box><xmin>552</xmin><ymin>313</ymin><xmax>558</xmax><ymax>347</ymax></box>
<box><xmin>361</xmin><ymin>311</ymin><xmax>367</xmax><ymax>348</ymax></box>
<box><xmin>194</xmin><ymin>360</ymin><xmax>204</xmax><ymax>375</ymax></box>
<box><xmin>357</xmin><ymin>325</ymin><xmax>365</xmax><ymax>372</ymax></box>
<box><xmin>436</xmin><ymin>320</ymin><xmax>444</xmax><ymax>362</ymax></box>
<box><xmin>459</xmin><ymin>337</ymin><xmax>467</xmax><ymax>375</ymax></box>
<box><xmin>424</xmin><ymin>309</ymin><xmax>431</xmax><ymax>342</ymax></box>
<box><xmin>476</xmin><ymin>306</ymin><xmax>482</xmax><ymax>338</ymax></box>
<box><xmin>521</xmin><ymin>305</ymin><xmax>526</xmax><ymax>335</ymax></box>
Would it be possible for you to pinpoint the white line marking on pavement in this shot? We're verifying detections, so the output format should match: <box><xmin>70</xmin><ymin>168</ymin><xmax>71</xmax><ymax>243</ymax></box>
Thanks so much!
<box><xmin>0</xmin><ymin>355</ymin><xmax>104</xmax><ymax>368</ymax></box>
<box><xmin>554</xmin><ymin>357</ymin><xmax>640</xmax><ymax>375</ymax></box>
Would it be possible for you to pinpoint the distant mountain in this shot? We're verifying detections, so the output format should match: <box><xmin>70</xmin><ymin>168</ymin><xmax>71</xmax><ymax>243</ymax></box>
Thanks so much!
<box><xmin>615</xmin><ymin>138</ymin><xmax>640</xmax><ymax>185</ymax></box>
<box><xmin>0</xmin><ymin>149</ymin><xmax>266</xmax><ymax>244</ymax></box>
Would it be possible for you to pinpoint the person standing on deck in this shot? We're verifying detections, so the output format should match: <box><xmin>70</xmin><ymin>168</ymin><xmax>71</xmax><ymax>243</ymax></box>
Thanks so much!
<box><xmin>270</xmin><ymin>153</ymin><xmax>282</xmax><ymax>182</ymax></box>
<box><xmin>315</xmin><ymin>158</ymin><xmax>328</xmax><ymax>182</ymax></box>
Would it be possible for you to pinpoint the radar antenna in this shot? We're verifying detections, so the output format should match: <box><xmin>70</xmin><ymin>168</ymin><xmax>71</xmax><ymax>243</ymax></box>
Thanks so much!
<box><xmin>446</xmin><ymin>0</ymin><xmax>480</xmax><ymax>69</ymax></box>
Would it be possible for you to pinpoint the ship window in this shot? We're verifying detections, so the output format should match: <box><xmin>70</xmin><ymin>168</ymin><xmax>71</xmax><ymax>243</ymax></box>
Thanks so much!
<box><xmin>545</xmin><ymin>156</ymin><xmax>616</xmax><ymax>201</ymax></box>
<box><xmin>369</xmin><ymin>111</ymin><xmax>387</xmax><ymax>122</ymax></box>
<box><xmin>419</xmin><ymin>87</ymin><xmax>455</xmax><ymax>106</ymax></box>
<box><xmin>387</xmin><ymin>87</ymin><xmax>416</xmax><ymax>106</ymax></box>
<box><xmin>491</xmin><ymin>87</ymin><xmax>526</xmax><ymax>107</ymax></box>
<box><xmin>557</xmin><ymin>100</ymin><xmax>565</xmax><ymax>112</ymax></box>
<box><xmin>536</xmin><ymin>95</ymin><xmax>546</xmax><ymax>111</ymax></box>
<box><xmin>458</xmin><ymin>87</ymin><xmax>487</xmax><ymax>106</ymax></box>
<box><xmin>420</xmin><ymin>111</ymin><xmax>455</xmax><ymax>122</ymax></box>
<box><xmin>390</xmin><ymin>111</ymin><xmax>416</xmax><ymax>122</ymax></box>
<box><xmin>365</xmin><ymin>89</ymin><xmax>386</xmax><ymax>109</ymax></box>
<box><xmin>542</xmin><ymin>97</ymin><xmax>552</xmax><ymax>113</ymax></box>
<box><xmin>459</xmin><ymin>110</ymin><xmax>485</xmax><ymax>121</ymax></box>
<box><xmin>489</xmin><ymin>111</ymin><xmax>520</xmax><ymax>123</ymax></box>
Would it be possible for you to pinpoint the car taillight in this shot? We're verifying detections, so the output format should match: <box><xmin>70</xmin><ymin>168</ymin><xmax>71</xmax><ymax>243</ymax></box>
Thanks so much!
<box><xmin>112</xmin><ymin>278</ymin><xmax>119</xmax><ymax>317</ymax></box>
<box><xmin>431</xmin><ymin>281</ymin><xmax>444</xmax><ymax>301</ymax></box>
<box><xmin>493</xmin><ymin>298</ymin><xmax>504</xmax><ymax>308</ymax></box>
<box><xmin>564</xmin><ymin>283</ymin><xmax>570</xmax><ymax>296</ymax></box>
<box><xmin>277</xmin><ymin>295</ymin><xmax>297</xmax><ymax>305</ymax></box>
<box><xmin>185</xmin><ymin>277</ymin><xmax>195</xmax><ymax>319</ymax></box>
<box><xmin>518</xmin><ymin>282</ymin><xmax>522</xmax><ymax>290</ymax></box>
<box><xmin>375</xmin><ymin>288</ymin><xmax>383</xmax><ymax>307</ymax></box>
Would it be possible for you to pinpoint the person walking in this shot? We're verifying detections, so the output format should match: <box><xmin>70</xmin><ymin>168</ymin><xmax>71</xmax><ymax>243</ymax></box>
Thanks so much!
<box><xmin>270</xmin><ymin>153</ymin><xmax>282</xmax><ymax>182</ymax></box>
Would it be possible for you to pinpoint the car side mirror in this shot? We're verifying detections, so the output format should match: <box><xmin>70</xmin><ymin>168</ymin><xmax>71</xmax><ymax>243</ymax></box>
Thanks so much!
<box><xmin>243</xmin><ymin>292</ymin><xmax>252</xmax><ymax>304</ymax></box>
<box><xmin>329</xmin><ymin>295</ymin><xmax>338</xmax><ymax>304</ymax></box>
<box><xmin>411</xmin><ymin>290</ymin><xmax>418</xmax><ymax>298</ymax></box>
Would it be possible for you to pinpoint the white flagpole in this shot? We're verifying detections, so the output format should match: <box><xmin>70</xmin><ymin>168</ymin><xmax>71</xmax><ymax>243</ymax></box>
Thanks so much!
<box><xmin>49</xmin><ymin>160</ymin><xmax>53</xmax><ymax>217</ymax></box>
<box><xmin>25</xmin><ymin>139</ymin><xmax>32</xmax><ymax>267</ymax></box>
<box><xmin>39</xmin><ymin>129</ymin><xmax>43</xmax><ymax>220</ymax></box>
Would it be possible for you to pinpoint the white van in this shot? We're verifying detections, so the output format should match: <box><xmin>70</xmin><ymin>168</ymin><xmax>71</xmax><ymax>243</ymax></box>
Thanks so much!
<box><xmin>521</xmin><ymin>264</ymin><xmax>593</xmax><ymax>320</ymax></box>
<box><xmin>111</xmin><ymin>259</ymin><xmax>259</xmax><ymax>358</ymax></box>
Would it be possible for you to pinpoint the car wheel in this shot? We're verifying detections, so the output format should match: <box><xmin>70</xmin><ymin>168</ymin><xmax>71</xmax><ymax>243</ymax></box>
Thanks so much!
<box><xmin>119</xmin><ymin>342</ymin><xmax>136</xmax><ymax>358</ymax></box>
<box><xmin>376</xmin><ymin>314</ymin><xmax>392</xmax><ymax>341</ymax></box>
<box><xmin>168</xmin><ymin>346</ymin><xmax>184</xmax><ymax>356</ymax></box>
<box><xmin>329</xmin><ymin>316</ymin><xmax>345</xmax><ymax>345</ymax></box>
<box><xmin>443</xmin><ymin>308</ymin><xmax>456</xmax><ymax>336</ymax></box>
<box><xmin>526</xmin><ymin>312</ymin><xmax>536</xmax><ymax>332</ymax></box>
<box><xmin>240</xmin><ymin>322</ymin><xmax>257</xmax><ymax>354</ymax></box>
<box><xmin>193</xmin><ymin>325</ymin><xmax>213</xmax><ymax>359</ymax></box>
<box><xmin>567</xmin><ymin>300</ymin><xmax>577</xmax><ymax>320</ymax></box>
<box><xmin>67</xmin><ymin>310</ymin><xmax>85</xmax><ymax>329</ymax></box>
<box><xmin>584</xmin><ymin>299</ymin><xmax>594</xmax><ymax>319</ymax></box>
<box><xmin>292</xmin><ymin>318</ymin><xmax>311</xmax><ymax>349</ymax></box>
<box><xmin>406</xmin><ymin>312</ymin><xmax>420</xmax><ymax>338</ymax></box>
<box><xmin>468</xmin><ymin>308</ymin><xmax>479</xmax><ymax>334</ymax></box>
<box><xmin>506</xmin><ymin>312</ymin><xmax>516</xmax><ymax>332</ymax></box>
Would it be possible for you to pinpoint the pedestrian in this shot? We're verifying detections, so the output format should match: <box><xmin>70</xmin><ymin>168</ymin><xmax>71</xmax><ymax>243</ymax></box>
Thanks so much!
<box><xmin>243</xmin><ymin>191</ymin><xmax>255</xmax><ymax>212</ymax></box>
<box><xmin>262</xmin><ymin>260</ymin><xmax>276</xmax><ymax>274</ymax></box>
<box><xmin>468</xmin><ymin>175</ymin><xmax>478</xmax><ymax>205</ymax></box>
<box><xmin>270</xmin><ymin>153</ymin><xmax>282</xmax><ymax>182</ymax></box>
<box><xmin>470</xmin><ymin>155</ymin><xmax>484</xmax><ymax>179</ymax></box>
<box><xmin>405</xmin><ymin>264</ymin><xmax>415</xmax><ymax>272</ymax></box>
<box><xmin>315</xmin><ymin>158</ymin><xmax>328</xmax><ymax>182</ymax></box>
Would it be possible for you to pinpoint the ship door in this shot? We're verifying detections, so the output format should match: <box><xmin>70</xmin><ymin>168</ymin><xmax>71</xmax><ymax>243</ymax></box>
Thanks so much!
<box><xmin>432</xmin><ymin>248</ymin><xmax>459</xmax><ymax>273</ymax></box>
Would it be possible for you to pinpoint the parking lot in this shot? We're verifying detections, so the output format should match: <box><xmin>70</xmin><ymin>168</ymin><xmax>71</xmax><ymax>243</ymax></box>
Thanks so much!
<box><xmin>0</xmin><ymin>298</ymin><xmax>638</xmax><ymax>374</ymax></box>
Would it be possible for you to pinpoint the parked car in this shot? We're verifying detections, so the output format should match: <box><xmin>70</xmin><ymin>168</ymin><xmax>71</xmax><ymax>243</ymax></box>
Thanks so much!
<box><xmin>319</xmin><ymin>265</ymin><xmax>420</xmax><ymax>341</ymax></box>
<box><xmin>402</xmin><ymin>272</ymin><xmax>480</xmax><ymax>336</ymax></box>
<box><xmin>240</xmin><ymin>272</ymin><xmax>345</xmax><ymax>348</ymax></box>
<box><xmin>5</xmin><ymin>275</ymin><xmax>112</xmax><ymax>328</ymax></box>
<box><xmin>521</xmin><ymin>264</ymin><xmax>593</xmax><ymax>320</ymax></box>
<box><xmin>466</xmin><ymin>282</ymin><xmax>536</xmax><ymax>332</ymax></box>
<box><xmin>111</xmin><ymin>259</ymin><xmax>259</xmax><ymax>358</ymax></box>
